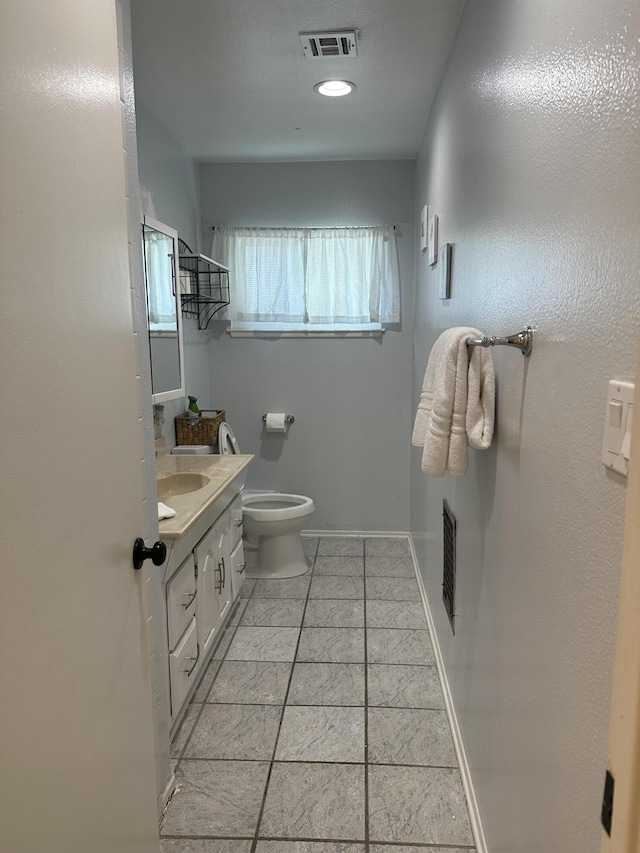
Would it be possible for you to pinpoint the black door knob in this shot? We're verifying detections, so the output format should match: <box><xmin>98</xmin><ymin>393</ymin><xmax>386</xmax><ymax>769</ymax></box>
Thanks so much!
<box><xmin>132</xmin><ymin>538</ymin><xmax>167</xmax><ymax>571</ymax></box>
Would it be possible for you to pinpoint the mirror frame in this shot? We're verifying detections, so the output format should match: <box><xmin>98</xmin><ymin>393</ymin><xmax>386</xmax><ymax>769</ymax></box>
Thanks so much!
<box><xmin>143</xmin><ymin>215</ymin><xmax>186</xmax><ymax>404</ymax></box>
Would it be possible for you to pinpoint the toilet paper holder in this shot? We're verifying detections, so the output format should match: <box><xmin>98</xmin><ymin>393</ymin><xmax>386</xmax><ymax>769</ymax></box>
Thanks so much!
<box><xmin>262</xmin><ymin>414</ymin><xmax>295</xmax><ymax>425</ymax></box>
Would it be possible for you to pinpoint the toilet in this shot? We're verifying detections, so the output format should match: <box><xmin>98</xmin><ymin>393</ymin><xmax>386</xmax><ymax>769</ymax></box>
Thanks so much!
<box><xmin>217</xmin><ymin>423</ymin><xmax>315</xmax><ymax>579</ymax></box>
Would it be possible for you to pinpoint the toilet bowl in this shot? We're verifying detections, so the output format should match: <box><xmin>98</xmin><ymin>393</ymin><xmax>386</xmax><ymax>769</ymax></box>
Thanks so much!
<box><xmin>217</xmin><ymin>423</ymin><xmax>315</xmax><ymax>579</ymax></box>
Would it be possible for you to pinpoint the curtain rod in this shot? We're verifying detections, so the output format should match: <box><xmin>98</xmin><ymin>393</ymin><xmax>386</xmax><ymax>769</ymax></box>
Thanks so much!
<box><xmin>209</xmin><ymin>224</ymin><xmax>397</xmax><ymax>231</ymax></box>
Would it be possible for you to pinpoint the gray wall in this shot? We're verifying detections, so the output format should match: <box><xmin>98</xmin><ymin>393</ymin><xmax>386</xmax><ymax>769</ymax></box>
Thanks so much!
<box><xmin>135</xmin><ymin>103</ymin><xmax>211</xmax><ymax>448</ymax></box>
<box><xmin>200</xmin><ymin>161</ymin><xmax>415</xmax><ymax>531</ymax></box>
<box><xmin>411</xmin><ymin>1</ymin><xmax>640</xmax><ymax>851</ymax></box>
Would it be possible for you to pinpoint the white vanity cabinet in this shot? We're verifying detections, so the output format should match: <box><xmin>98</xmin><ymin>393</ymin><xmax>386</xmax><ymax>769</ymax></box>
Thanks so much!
<box><xmin>163</xmin><ymin>496</ymin><xmax>245</xmax><ymax>727</ymax></box>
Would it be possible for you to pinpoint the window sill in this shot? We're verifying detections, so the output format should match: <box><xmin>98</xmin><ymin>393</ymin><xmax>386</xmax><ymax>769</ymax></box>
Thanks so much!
<box><xmin>227</xmin><ymin>328</ymin><xmax>384</xmax><ymax>339</ymax></box>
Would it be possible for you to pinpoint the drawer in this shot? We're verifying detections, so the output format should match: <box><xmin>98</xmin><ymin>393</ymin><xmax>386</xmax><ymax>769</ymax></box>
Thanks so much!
<box><xmin>229</xmin><ymin>494</ymin><xmax>244</xmax><ymax>547</ymax></box>
<box><xmin>166</xmin><ymin>554</ymin><xmax>197</xmax><ymax>651</ymax></box>
<box><xmin>229</xmin><ymin>538</ymin><xmax>246</xmax><ymax>601</ymax></box>
<box><xmin>169</xmin><ymin>616</ymin><xmax>199</xmax><ymax>718</ymax></box>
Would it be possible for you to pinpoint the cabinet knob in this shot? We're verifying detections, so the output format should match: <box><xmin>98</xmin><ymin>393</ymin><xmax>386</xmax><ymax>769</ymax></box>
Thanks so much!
<box><xmin>132</xmin><ymin>538</ymin><xmax>167</xmax><ymax>571</ymax></box>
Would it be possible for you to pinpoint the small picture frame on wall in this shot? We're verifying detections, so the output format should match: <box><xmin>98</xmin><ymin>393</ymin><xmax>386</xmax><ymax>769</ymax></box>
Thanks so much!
<box><xmin>420</xmin><ymin>205</ymin><xmax>429</xmax><ymax>253</ymax></box>
<box><xmin>439</xmin><ymin>242</ymin><xmax>452</xmax><ymax>299</ymax></box>
<box><xmin>428</xmin><ymin>213</ymin><xmax>438</xmax><ymax>266</ymax></box>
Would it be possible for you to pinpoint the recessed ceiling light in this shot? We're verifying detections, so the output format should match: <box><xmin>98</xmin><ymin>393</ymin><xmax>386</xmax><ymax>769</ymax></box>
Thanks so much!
<box><xmin>314</xmin><ymin>79</ymin><xmax>356</xmax><ymax>97</ymax></box>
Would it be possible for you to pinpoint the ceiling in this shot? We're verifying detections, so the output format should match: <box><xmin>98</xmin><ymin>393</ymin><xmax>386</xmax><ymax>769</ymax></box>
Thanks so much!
<box><xmin>130</xmin><ymin>0</ymin><xmax>465</xmax><ymax>163</ymax></box>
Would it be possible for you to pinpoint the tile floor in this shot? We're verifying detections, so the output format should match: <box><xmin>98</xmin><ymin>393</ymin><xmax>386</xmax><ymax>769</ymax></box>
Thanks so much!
<box><xmin>162</xmin><ymin>536</ymin><xmax>475</xmax><ymax>853</ymax></box>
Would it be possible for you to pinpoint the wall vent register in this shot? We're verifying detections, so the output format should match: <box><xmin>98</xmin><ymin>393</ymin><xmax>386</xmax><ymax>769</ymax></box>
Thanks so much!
<box><xmin>442</xmin><ymin>500</ymin><xmax>457</xmax><ymax>634</ymax></box>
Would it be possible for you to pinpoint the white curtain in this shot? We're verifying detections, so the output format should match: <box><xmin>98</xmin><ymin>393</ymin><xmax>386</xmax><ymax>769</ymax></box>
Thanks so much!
<box><xmin>212</xmin><ymin>225</ymin><xmax>400</xmax><ymax>324</ymax></box>
<box><xmin>145</xmin><ymin>229</ymin><xmax>176</xmax><ymax>325</ymax></box>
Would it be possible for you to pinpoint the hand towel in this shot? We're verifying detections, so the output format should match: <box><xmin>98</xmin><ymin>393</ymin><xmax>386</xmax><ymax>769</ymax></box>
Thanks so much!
<box><xmin>412</xmin><ymin>327</ymin><xmax>495</xmax><ymax>476</ymax></box>
<box><xmin>158</xmin><ymin>501</ymin><xmax>176</xmax><ymax>521</ymax></box>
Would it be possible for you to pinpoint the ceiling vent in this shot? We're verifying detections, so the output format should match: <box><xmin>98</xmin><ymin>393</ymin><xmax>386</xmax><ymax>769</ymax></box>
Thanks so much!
<box><xmin>300</xmin><ymin>30</ymin><xmax>358</xmax><ymax>59</ymax></box>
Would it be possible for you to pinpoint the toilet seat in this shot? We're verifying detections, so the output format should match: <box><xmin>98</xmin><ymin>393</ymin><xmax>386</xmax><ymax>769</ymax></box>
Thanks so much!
<box><xmin>242</xmin><ymin>493</ymin><xmax>315</xmax><ymax>523</ymax></box>
<box><xmin>217</xmin><ymin>422</ymin><xmax>240</xmax><ymax>455</ymax></box>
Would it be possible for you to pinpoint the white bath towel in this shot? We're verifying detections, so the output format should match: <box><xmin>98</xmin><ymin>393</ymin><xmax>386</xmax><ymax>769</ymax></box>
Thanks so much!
<box><xmin>412</xmin><ymin>327</ymin><xmax>495</xmax><ymax>476</ymax></box>
<box><xmin>158</xmin><ymin>501</ymin><xmax>176</xmax><ymax>521</ymax></box>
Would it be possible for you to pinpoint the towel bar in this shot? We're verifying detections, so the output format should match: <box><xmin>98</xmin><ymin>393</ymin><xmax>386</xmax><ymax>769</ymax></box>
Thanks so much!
<box><xmin>466</xmin><ymin>326</ymin><xmax>533</xmax><ymax>357</ymax></box>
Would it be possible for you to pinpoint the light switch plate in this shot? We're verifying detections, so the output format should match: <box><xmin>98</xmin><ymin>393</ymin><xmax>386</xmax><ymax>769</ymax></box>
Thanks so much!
<box><xmin>602</xmin><ymin>380</ymin><xmax>635</xmax><ymax>477</ymax></box>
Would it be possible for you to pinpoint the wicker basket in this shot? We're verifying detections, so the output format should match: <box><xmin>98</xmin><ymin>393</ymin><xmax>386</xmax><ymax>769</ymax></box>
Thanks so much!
<box><xmin>175</xmin><ymin>409</ymin><xmax>226</xmax><ymax>446</ymax></box>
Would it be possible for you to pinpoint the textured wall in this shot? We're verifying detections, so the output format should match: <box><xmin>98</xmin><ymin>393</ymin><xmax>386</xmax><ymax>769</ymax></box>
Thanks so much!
<box><xmin>411</xmin><ymin>1</ymin><xmax>640</xmax><ymax>851</ymax></box>
<box><xmin>135</xmin><ymin>103</ymin><xmax>211</xmax><ymax>448</ymax></box>
<box><xmin>200</xmin><ymin>161</ymin><xmax>415</xmax><ymax>531</ymax></box>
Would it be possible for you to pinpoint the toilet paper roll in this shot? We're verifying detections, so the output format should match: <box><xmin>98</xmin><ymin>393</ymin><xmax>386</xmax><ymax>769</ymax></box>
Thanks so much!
<box><xmin>265</xmin><ymin>412</ymin><xmax>287</xmax><ymax>432</ymax></box>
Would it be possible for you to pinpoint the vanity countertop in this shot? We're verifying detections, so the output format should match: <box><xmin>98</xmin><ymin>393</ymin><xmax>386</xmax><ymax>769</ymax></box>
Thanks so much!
<box><xmin>157</xmin><ymin>453</ymin><xmax>253</xmax><ymax>540</ymax></box>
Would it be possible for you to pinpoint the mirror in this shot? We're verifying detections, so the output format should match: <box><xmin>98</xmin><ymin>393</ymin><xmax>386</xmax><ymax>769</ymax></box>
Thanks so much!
<box><xmin>143</xmin><ymin>216</ymin><xmax>185</xmax><ymax>403</ymax></box>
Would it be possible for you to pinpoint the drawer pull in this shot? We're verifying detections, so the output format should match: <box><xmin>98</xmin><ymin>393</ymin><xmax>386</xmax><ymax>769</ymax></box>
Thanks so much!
<box><xmin>216</xmin><ymin>561</ymin><xmax>224</xmax><ymax>593</ymax></box>
<box><xmin>235</xmin><ymin>519</ymin><xmax>243</xmax><ymax>528</ymax></box>
<box><xmin>182</xmin><ymin>589</ymin><xmax>197</xmax><ymax>609</ymax></box>
<box><xmin>184</xmin><ymin>642</ymin><xmax>200</xmax><ymax>677</ymax></box>
<box><xmin>221</xmin><ymin>556</ymin><xmax>227</xmax><ymax>587</ymax></box>
<box><xmin>238</xmin><ymin>562</ymin><xmax>246</xmax><ymax>574</ymax></box>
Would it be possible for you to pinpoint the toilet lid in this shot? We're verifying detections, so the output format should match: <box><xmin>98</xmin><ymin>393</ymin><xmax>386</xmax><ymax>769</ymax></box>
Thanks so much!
<box><xmin>217</xmin><ymin>422</ymin><xmax>240</xmax><ymax>455</ymax></box>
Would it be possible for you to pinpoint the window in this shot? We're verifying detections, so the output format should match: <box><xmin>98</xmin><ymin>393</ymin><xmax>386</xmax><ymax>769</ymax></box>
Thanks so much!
<box><xmin>211</xmin><ymin>225</ymin><xmax>400</xmax><ymax>333</ymax></box>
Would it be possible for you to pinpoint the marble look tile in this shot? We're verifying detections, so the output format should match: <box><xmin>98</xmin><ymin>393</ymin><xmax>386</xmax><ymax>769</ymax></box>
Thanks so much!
<box><xmin>161</xmin><ymin>759</ymin><xmax>269</xmax><ymax>837</ymax></box>
<box><xmin>208</xmin><ymin>660</ymin><xmax>292</xmax><ymax>705</ymax></box>
<box><xmin>303</xmin><ymin>599</ymin><xmax>365</xmax><ymax>628</ymax></box>
<box><xmin>301</xmin><ymin>537</ymin><xmax>319</xmax><ymax>556</ymax></box>
<box><xmin>185</xmin><ymin>703</ymin><xmax>282</xmax><ymax>760</ymax></box>
<box><xmin>213</xmin><ymin>626</ymin><xmax>237</xmax><ymax>660</ymax></box>
<box><xmin>364</xmin><ymin>538</ymin><xmax>411</xmax><ymax>558</ymax></box>
<box><xmin>365</xmin><ymin>557</ymin><xmax>415</xmax><ymax>578</ymax></box>
<box><xmin>366</xmin><ymin>600</ymin><xmax>427</xmax><ymax>630</ymax></box>
<box><xmin>297</xmin><ymin>628</ymin><xmax>365</xmax><ymax>663</ymax></box>
<box><xmin>254</xmin><ymin>576</ymin><xmax>311</xmax><ymax>599</ymax></box>
<box><xmin>170</xmin><ymin>703</ymin><xmax>201</xmax><ymax>758</ymax></box>
<box><xmin>257</xmin><ymin>843</ymin><xmax>364</xmax><ymax>853</ymax></box>
<box><xmin>239</xmin><ymin>578</ymin><xmax>256</xmax><ymax>599</ymax></box>
<box><xmin>288</xmin><ymin>663</ymin><xmax>365</xmax><ymax>706</ymax></box>
<box><xmin>193</xmin><ymin>659</ymin><xmax>222</xmax><ymax>702</ymax></box>
<box><xmin>314</xmin><ymin>556</ymin><xmax>364</xmax><ymax>576</ymax></box>
<box><xmin>275</xmin><ymin>705</ymin><xmax>365</xmax><ymax>762</ymax></box>
<box><xmin>366</xmin><ymin>577</ymin><xmax>420</xmax><ymax>602</ymax></box>
<box><xmin>161</xmin><ymin>841</ymin><xmax>253</xmax><ymax>853</ymax></box>
<box><xmin>260</xmin><ymin>762</ymin><xmax>365</xmax><ymax>840</ymax></box>
<box><xmin>368</xmin><ymin>665</ymin><xmax>445</xmax><ymax>709</ymax></box>
<box><xmin>229</xmin><ymin>597</ymin><xmax>250</xmax><ymax>627</ymax></box>
<box><xmin>240</xmin><ymin>598</ymin><xmax>306</xmax><ymax>627</ymax></box>
<box><xmin>317</xmin><ymin>537</ymin><xmax>364</xmax><ymax>556</ymax></box>
<box><xmin>227</xmin><ymin>627</ymin><xmax>300</xmax><ymax>662</ymax></box>
<box><xmin>309</xmin><ymin>576</ymin><xmax>364</xmax><ymax>600</ymax></box>
<box><xmin>368</xmin><ymin>708</ymin><xmax>456</xmax><ymax>766</ymax></box>
<box><xmin>368</xmin><ymin>765</ymin><xmax>473</xmax><ymax>846</ymax></box>
<box><xmin>367</xmin><ymin>628</ymin><xmax>435</xmax><ymax>665</ymax></box>
<box><xmin>369</xmin><ymin>847</ymin><xmax>472</xmax><ymax>853</ymax></box>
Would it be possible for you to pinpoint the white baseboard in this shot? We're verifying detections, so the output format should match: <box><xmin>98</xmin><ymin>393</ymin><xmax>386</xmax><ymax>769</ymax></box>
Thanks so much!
<box><xmin>409</xmin><ymin>534</ymin><xmax>488</xmax><ymax>853</ymax></box>
<box><xmin>302</xmin><ymin>529</ymin><xmax>410</xmax><ymax>538</ymax></box>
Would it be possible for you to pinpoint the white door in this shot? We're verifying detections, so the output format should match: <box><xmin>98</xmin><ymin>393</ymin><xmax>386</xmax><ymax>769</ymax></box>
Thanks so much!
<box><xmin>0</xmin><ymin>3</ymin><xmax>160</xmax><ymax>853</ymax></box>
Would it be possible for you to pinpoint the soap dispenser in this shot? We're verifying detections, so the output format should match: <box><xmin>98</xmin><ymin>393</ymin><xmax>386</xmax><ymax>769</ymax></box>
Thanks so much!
<box><xmin>187</xmin><ymin>395</ymin><xmax>201</xmax><ymax>426</ymax></box>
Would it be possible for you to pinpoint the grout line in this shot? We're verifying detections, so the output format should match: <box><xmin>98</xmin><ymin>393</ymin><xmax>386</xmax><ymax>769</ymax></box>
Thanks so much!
<box><xmin>249</xmin><ymin>549</ymin><xmax>316</xmax><ymax>853</ymax></box>
<box><xmin>363</xmin><ymin>547</ymin><xmax>370</xmax><ymax>853</ymax></box>
<box><xmin>162</xmin><ymin>833</ymin><xmax>473</xmax><ymax>850</ymax></box>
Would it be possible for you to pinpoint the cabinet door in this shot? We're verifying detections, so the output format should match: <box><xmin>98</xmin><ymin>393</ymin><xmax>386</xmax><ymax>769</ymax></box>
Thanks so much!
<box><xmin>229</xmin><ymin>538</ymin><xmax>247</xmax><ymax>601</ymax></box>
<box><xmin>195</xmin><ymin>524</ymin><xmax>223</xmax><ymax>655</ymax></box>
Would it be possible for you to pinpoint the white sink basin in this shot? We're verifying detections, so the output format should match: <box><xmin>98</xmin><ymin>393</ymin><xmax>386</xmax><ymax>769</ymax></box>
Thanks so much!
<box><xmin>157</xmin><ymin>472</ymin><xmax>210</xmax><ymax>502</ymax></box>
